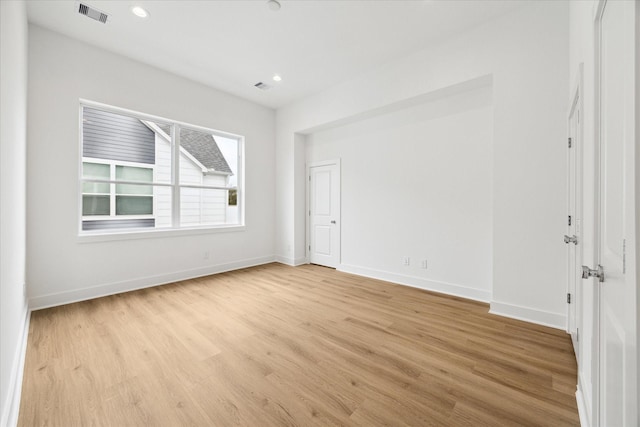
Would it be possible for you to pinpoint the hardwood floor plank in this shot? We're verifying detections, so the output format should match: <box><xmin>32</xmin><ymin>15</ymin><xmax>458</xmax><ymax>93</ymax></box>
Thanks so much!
<box><xmin>18</xmin><ymin>263</ymin><xmax>579</xmax><ymax>426</ymax></box>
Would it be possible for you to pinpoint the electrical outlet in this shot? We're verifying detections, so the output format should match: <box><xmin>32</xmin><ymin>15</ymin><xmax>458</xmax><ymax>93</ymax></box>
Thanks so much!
<box><xmin>203</xmin><ymin>251</ymin><xmax>210</xmax><ymax>260</ymax></box>
<box><xmin>402</xmin><ymin>257</ymin><xmax>410</xmax><ymax>266</ymax></box>
<box><xmin>421</xmin><ymin>259</ymin><xmax>428</xmax><ymax>269</ymax></box>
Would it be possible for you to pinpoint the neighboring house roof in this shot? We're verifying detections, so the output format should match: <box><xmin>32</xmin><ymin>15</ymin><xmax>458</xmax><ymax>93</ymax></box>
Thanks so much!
<box><xmin>156</xmin><ymin>124</ymin><xmax>233</xmax><ymax>175</ymax></box>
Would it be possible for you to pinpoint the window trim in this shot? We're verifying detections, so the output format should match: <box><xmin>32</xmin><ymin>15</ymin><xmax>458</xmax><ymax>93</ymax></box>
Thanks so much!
<box><xmin>78</xmin><ymin>99</ymin><xmax>245</xmax><ymax>238</ymax></box>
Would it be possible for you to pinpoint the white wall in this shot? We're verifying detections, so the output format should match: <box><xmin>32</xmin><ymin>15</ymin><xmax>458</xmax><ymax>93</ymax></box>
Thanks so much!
<box><xmin>276</xmin><ymin>1</ymin><xmax>569</xmax><ymax>327</ymax></box>
<box><xmin>27</xmin><ymin>26</ymin><xmax>276</xmax><ymax>308</ymax></box>
<box><xmin>306</xmin><ymin>86</ymin><xmax>493</xmax><ymax>301</ymax></box>
<box><xmin>0</xmin><ymin>2</ymin><xmax>29</xmax><ymax>426</ymax></box>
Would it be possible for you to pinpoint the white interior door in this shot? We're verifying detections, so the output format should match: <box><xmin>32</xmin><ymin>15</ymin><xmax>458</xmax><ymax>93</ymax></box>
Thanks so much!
<box><xmin>566</xmin><ymin>88</ymin><xmax>582</xmax><ymax>357</ymax></box>
<box><xmin>595</xmin><ymin>0</ymin><xmax>637</xmax><ymax>425</ymax></box>
<box><xmin>308</xmin><ymin>160</ymin><xmax>340</xmax><ymax>268</ymax></box>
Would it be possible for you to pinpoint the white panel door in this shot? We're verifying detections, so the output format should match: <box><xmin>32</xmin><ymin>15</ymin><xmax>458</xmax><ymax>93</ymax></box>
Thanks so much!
<box><xmin>566</xmin><ymin>90</ymin><xmax>582</xmax><ymax>355</ymax></box>
<box><xmin>308</xmin><ymin>161</ymin><xmax>340</xmax><ymax>268</ymax></box>
<box><xmin>595</xmin><ymin>0</ymin><xmax>637</xmax><ymax>425</ymax></box>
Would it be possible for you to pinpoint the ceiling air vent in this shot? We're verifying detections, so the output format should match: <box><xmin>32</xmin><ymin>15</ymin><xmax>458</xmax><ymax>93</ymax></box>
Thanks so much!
<box><xmin>78</xmin><ymin>3</ymin><xmax>109</xmax><ymax>24</ymax></box>
<box><xmin>254</xmin><ymin>82</ymin><xmax>272</xmax><ymax>91</ymax></box>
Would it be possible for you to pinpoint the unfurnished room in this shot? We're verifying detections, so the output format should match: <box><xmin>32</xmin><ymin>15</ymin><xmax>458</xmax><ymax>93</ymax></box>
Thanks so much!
<box><xmin>0</xmin><ymin>1</ymin><xmax>638</xmax><ymax>426</ymax></box>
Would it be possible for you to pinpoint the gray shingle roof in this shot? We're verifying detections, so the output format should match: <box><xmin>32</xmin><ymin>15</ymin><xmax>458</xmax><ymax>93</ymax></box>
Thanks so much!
<box><xmin>156</xmin><ymin>123</ymin><xmax>232</xmax><ymax>174</ymax></box>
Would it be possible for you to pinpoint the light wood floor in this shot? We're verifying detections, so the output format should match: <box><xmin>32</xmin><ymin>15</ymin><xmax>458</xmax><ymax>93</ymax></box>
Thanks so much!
<box><xmin>18</xmin><ymin>263</ymin><xmax>579</xmax><ymax>426</ymax></box>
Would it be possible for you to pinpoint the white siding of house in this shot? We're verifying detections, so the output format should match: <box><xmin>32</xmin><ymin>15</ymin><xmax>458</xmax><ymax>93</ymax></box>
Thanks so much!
<box><xmin>201</xmin><ymin>174</ymin><xmax>227</xmax><ymax>224</ymax></box>
<box><xmin>154</xmin><ymin>134</ymin><xmax>228</xmax><ymax>226</ymax></box>
<box><xmin>154</xmin><ymin>134</ymin><xmax>172</xmax><ymax>227</ymax></box>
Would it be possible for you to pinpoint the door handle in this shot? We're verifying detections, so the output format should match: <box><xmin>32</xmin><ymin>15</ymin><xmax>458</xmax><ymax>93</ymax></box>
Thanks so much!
<box><xmin>564</xmin><ymin>235</ymin><xmax>578</xmax><ymax>245</ymax></box>
<box><xmin>582</xmin><ymin>265</ymin><xmax>605</xmax><ymax>282</ymax></box>
<box><xmin>330</xmin><ymin>220</ymin><xmax>336</xmax><ymax>224</ymax></box>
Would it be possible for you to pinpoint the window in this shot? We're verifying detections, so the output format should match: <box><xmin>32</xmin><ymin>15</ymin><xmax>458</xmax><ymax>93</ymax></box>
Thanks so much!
<box><xmin>80</xmin><ymin>103</ymin><xmax>243</xmax><ymax>234</ymax></box>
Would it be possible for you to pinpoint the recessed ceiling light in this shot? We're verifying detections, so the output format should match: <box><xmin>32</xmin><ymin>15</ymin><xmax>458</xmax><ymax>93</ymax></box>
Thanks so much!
<box><xmin>131</xmin><ymin>6</ymin><xmax>149</xmax><ymax>18</ymax></box>
<box><xmin>267</xmin><ymin>0</ymin><xmax>281</xmax><ymax>11</ymax></box>
<box><xmin>272</xmin><ymin>74</ymin><xmax>282</xmax><ymax>82</ymax></box>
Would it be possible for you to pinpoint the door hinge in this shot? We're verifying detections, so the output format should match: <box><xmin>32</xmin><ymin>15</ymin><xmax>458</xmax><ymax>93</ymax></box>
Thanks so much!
<box><xmin>568</xmin><ymin>137</ymin><xmax>572</xmax><ymax>148</ymax></box>
<box><xmin>309</xmin><ymin>176</ymin><xmax>311</xmax><ymax>182</ymax></box>
<box><xmin>309</xmin><ymin>210</ymin><xmax>311</xmax><ymax>216</ymax></box>
<box><xmin>309</xmin><ymin>245</ymin><xmax>311</xmax><ymax>251</ymax></box>
<box><xmin>568</xmin><ymin>215</ymin><xmax>572</xmax><ymax>226</ymax></box>
<box><xmin>577</xmin><ymin>327</ymin><xmax>579</xmax><ymax>342</ymax></box>
<box><xmin>567</xmin><ymin>293</ymin><xmax>571</xmax><ymax>304</ymax></box>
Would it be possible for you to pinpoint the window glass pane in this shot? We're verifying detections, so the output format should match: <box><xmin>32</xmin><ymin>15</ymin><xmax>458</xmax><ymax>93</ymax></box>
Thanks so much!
<box><xmin>116</xmin><ymin>165</ymin><xmax>153</xmax><ymax>183</ymax></box>
<box><xmin>82</xmin><ymin>162</ymin><xmax>110</xmax><ymax>194</ymax></box>
<box><xmin>82</xmin><ymin>107</ymin><xmax>170</xmax><ymax>184</ymax></box>
<box><xmin>83</xmin><ymin>195</ymin><xmax>110</xmax><ymax>215</ymax></box>
<box><xmin>83</xmin><ymin>181</ymin><xmax>110</xmax><ymax>194</ymax></box>
<box><xmin>116</xmin><ymin>183</ymin><xmax>153</xmax><ymax>195</ymax></box>
<box><xmin>180</xmin><ymin>187</ymin><xmax>237</xmax><ymax>226</ymax></box>
<box><xmin>83</xmin><ymin>162</ymin><xmax>110</xmax><ymax>179</ymax></box>
<box><xmin>116</xmin><ymin>196</ymin><xmax>153</xmax><ymax>215</ymax></box>
<box><xmin>115</xmin><ymin>166</ymin><xmax>153</xmax><ymax>195</ymax></box>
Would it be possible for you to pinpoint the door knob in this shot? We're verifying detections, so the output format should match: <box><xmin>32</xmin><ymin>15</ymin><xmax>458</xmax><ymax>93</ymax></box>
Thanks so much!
<box><xmin>582</xmin><ymin>265</ymin><xmax>605</xmax><ymax>282</ymax></box>
<box><xmin>564</xmin><ymin>235</ymin><xmax>578</xmax><ymax>245</ymax></box>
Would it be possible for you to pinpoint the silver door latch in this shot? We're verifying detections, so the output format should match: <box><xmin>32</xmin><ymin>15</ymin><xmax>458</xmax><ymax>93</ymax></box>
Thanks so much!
<box><xmin>582</xmin><ymin>265</ymin><xmax>605</xmax><ymax>282</ymax></box>
<box><xmin>564</xmin><ymin>235</ymin><xmax>578</xmax><ymax>245</ymax></box>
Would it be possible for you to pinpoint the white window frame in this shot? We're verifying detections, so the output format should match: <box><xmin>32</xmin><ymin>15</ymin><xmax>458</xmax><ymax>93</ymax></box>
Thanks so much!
<box><xmin>78</xmin><ymin>100</ymin><xmax>245</xmax><ymax>241</ymax></box>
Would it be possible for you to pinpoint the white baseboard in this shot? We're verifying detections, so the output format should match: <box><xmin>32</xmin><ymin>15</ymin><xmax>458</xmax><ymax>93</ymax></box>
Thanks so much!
<box><xmin>489</xmin><ymin>301</ymin><xmax>566</xmax><ymax>330</ymax></box>
<box><xmin>29</xmin><ymin>255</ymin><xmax>276</xmax><ymax>310</ymax></box>
<box><xmin>337</xmin><ymin>264</ymin><xmax>492</xmax><ymax>302</ymax></box>
<box><xmin>1</xmin><ymin>303</ymin><xmax>30</xmax><ymax>427</ymax></box>
<box><xmin>576</xmin><ymin>372</ymin><xmax>592</xmax><ymax>427</ymax></box>
<box><xmin>275</xmin><ymin>255</ymin><xmax>307</xmax><ymax>267</ymax></box>
<box><xmin>576</xmin><ymin>387</ymin><xmax>589</xmax><ymax>427</ymax></box>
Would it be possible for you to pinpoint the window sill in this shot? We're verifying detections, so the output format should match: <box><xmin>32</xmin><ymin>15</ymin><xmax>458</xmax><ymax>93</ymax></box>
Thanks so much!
<box><xmin>77</xmin><ymin>224</ymin><xmax>246</xmax><ymax>243</ymax></box>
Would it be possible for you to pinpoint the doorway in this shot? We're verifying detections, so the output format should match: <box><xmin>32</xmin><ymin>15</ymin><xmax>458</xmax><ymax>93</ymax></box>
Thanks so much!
<box><xmin>307</xmin><ymin>160</ymin><xmax>341</xmax><ymax>268</ymax></box>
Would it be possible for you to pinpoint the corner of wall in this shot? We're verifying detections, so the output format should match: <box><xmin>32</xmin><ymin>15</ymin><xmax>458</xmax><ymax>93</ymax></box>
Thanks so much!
<box><xmin>0</xmin><ymin>304</ymin><xmax>29</xmax><ymax>427</ymax></box>
<box><xmin>489</xmin><ymin>301</ymin><xmax>567</xmax><ymax>330</ymax></box>
<box><xmin>0</xmin><ymin>1</ymin><xmax>29</xmax><ymax>425</ymax></box>
<box><xmin>275</xmin><ymin>256</ymin><xmax>307</xmax><ymax>267</ymax></box>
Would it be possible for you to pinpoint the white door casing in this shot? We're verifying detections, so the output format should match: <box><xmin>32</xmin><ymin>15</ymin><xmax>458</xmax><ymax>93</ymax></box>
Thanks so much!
<box><xmin>308</xmin><ymin>160</ymin><xmax>341</xmax><ymax>268</ymax></box>
<box><xmin>593</xmin><ymin>0</ymin><xmax>637</xmax><ymax>425</ymax></box>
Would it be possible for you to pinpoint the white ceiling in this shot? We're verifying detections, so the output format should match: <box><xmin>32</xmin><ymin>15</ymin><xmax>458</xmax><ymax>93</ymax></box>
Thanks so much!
<box><xmin>26</xmin><ymin>0</ymin><xmax>525</xmax><ymax>109</ymax></box>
